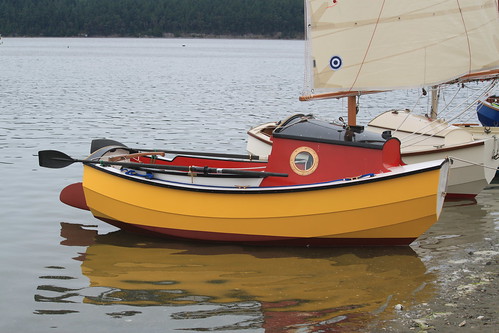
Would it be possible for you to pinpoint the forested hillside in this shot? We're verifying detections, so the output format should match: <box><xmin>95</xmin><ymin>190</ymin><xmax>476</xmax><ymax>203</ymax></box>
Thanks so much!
<box><xmin>0</xmin><ymin>0</ymin><xmax>304</xmax><ymax>38</ymax></box>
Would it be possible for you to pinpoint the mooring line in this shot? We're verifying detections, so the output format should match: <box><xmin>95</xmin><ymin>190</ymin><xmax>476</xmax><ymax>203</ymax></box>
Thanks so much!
<box><xmin>448</xmin><ymin>156</ymin><xmax>499</xmax><ymax>171</ymax></box>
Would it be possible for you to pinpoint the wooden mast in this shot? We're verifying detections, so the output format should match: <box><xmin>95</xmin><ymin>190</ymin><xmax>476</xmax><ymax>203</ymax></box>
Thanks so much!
<box><xmin>430</xmin><ymin>86</ymin><xmax>440</xmax><ymax>119</ymax></box>
<box><xmin>348</xmin><ymin>95</ymin><xmax>357</xmax><ymax>126</ymax></box>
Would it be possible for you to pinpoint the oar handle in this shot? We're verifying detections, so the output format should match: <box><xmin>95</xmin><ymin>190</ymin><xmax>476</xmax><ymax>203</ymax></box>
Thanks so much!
<box><xmin>186</xmin><ymin>166</ymin><xmax>287</xmax><ymax>178</ymax></box>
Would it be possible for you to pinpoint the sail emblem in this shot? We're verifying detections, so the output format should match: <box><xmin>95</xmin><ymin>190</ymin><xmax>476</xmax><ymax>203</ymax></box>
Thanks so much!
<box><xmin>329</xmin><ymin>56</ymin><xmax>342</xmax><ymax>70</ymax></box>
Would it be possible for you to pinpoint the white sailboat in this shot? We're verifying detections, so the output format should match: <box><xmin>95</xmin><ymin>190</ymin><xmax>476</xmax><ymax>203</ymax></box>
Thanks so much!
<box><xmin>248</xmin><ymin>0</ymin><xmax>499</xmax><ymax>199</ymax></box>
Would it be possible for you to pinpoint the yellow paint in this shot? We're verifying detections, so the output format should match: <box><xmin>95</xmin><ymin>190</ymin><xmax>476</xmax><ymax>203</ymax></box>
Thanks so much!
<box><xmin>82</xmin><ymin>164</ymin><xmax>444</xmax><ymax>240</ymax></box>
<box><xmin>79</xmin><ymin>237</ymin><xmax>433</xmax><ymax>315</ymax></box>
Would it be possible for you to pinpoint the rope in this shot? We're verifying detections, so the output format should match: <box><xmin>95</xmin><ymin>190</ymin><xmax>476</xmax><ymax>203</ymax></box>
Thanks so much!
<box><xmin>334</xmin><ymin>173</ymin><xmax>375</xmax><ymax>182</ymax></box>
<box><xmin>448</xmin><ymin>156</ymin><xmax>499</xmax><ymax>171</ymax></box>
<box><xmin>123</xmin><ymin>168</ymin><xmax>153</xmax><ymax>179</ymax></box>
<box><xmin>433</xmin><ymin>84</ymin><xmax>462</xmax><ymax>120</ymax></box>
<box><xmin>400</xmin><ymin>80</ymin><xmax>498</xmax><ymax>149</ymax></box>
<box><xmin>493</xmin><ymin>136</ymin><xmax>499</xmax><ymax>160</ymax></box>
<box><xmin>349</xmin><ymin>0</ymin><xmax>386</xmax><ymax>91</ymax></box>
<box><xmin>456</xmin><ymin>0</ymin><xmax>473</xmax><ymax>76</ymax></box>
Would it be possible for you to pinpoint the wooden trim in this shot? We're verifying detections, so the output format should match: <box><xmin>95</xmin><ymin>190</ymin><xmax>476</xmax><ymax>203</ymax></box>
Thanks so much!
<box><xmin>298</xmin><ymin>70</ymin><xmax>499</xmax><ymax>102</ymax></box>
<box><xmin>299</xmin><ymin>90</ymin><xmax>384</xmax><ymax>101</ymax></box>
<box><xmin>247</xmin><ymin>130</ymin><xmax>273</xmax><ymax>145</ymax></box>
<box><xmin>455</xmin><ymin>69</ymin><xmax>499</xmax><ymax>83</ymax></box>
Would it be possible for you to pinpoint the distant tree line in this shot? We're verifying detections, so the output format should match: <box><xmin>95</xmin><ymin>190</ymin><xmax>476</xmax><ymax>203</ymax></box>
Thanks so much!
<box><xmin>0</xmin><ymin>0</ymin><xmax>304</xmax><ymax>39</ymax></box>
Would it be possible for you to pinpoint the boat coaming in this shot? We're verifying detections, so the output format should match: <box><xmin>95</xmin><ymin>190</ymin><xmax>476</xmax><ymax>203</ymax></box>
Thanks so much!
<box><xmin>82</xmin><ymin>159</ymin><xmax>449</xmax><ymax>246</ymax></box>
<box><xmin>246</xmin><ymin>121</ymin><xmax>277</xmax><ymax>159</ymax></box>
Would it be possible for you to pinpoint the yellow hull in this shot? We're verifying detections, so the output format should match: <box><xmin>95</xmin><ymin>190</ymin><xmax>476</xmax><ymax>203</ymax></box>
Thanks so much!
<box><xmin>82</xmin><ymin>160</ymin><xmax>448</xmax><ymax>246</ymax></box>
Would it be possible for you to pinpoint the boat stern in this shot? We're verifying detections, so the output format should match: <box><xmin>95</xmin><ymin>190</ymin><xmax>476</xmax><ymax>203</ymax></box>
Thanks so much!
<box><xmin>436</xmin><ymin>158</ymin><xmax>451</xmax><ymax>218</ymax></box>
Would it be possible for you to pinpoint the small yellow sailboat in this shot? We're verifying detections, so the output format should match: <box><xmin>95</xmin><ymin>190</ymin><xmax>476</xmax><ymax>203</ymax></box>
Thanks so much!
<box><xmin>39</xmin><ymin>115</ymin><xmax>450</xmax><ymax>246</ymax></box>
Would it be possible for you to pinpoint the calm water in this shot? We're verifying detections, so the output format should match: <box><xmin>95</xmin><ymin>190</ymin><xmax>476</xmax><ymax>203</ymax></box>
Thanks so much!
<box><xmin>0</xmin><ymin>38</ymin><xmax>497</xmax><ymax>332</ymax></box>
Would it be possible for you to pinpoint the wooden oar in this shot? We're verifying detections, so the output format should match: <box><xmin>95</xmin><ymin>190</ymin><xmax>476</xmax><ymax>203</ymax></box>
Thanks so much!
<box><xmin>38</xmin><ymin>150</ymin><xmax>287</xmax><ymax>178</ymax></box>
<box><xmin>108</xmin><ymin>152</ymin><xmax>166</xmax><ymax>162</ymax></box>
<box><xmin>90</xmin><ymin>138</ymin><xmax>261</xmax><ymax>160</ymax></box>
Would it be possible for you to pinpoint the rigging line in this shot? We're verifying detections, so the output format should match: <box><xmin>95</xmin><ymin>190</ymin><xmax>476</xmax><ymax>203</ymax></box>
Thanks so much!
<box><xmin>405</xmin><ymin>80</ymin><xmax>495</xmax><ymax>146</ymax></box>
<box><xmin>450</xmin><ymin>86</ymin><xmax>479</xmax><ymax>123</ymax></box>
<box><xmin>400</xmin><ymin>82</ymin><xmax>497</xmax><ymax>148</ymax></box>
<box><xmin>348</xmin><ymin>0</ymin><xmax>386</xmax><ymax>91</ymax></box>
<box><xmin>396</xmin><ymin>90</ymin><xmax>452</xmax><ymax>145</ymax></box>
<box><xmin>385</xmin><ymin>90</ymin><xmax>435</xmax><ymax>145</ymax></box>
<box><xmin>388</xmin><ymin>91</ymin><xmax>427</xmax><ymax>137</ymax></box>
<box><xmin>427</xmin><ymin>85</ymin><xmax>465</xmax><ymax>123</ymax></box>
<box><xmin>434</xmin><ymin>84</ymin><xmax>462</xmax><ymax>119</ymax></box>
<box><xmin>427</xmin><ymin>0</ymin><xmax>492</xmax><ymax>123</ymax></box>
<box><xmin>442</xmin><ymin>80</ymin><xmax>498</xmax><ymax>123</ymax></box>
<box><xmin>302</xmin><ymin>0</ymin><xmax>313</xmax><ymax>96</ymax></box>
<box><xmin>448</xmin><ymin>80</ymin><xmax>498</xmax><ymax>124</ymax></box>
<box><xmin>436</xmin><ymin>81</ymin><xmax>495</xmax><ymax>126</ymax></box>
<box><xmin>401</xmin><ymin>84</ymin><xmax>498</xmax><ymax>148</ymax></box>
<box><xmin>459</xmin><ymin>80</ymin><xmax>498</xmax><ymax>123</ymax></box>
<box><xmin>448</xmin><ymin>156</ymin><xmax>499</xmax><ymax>169</ymax></box>
<box><xmin>456</xmin><ymin>0</ymin><xmax>473</xmax><ymax>75</ymax></box>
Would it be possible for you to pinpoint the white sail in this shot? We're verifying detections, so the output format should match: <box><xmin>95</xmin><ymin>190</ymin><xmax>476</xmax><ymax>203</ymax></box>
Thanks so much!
<box><xmin>302</xmin><ymin>0</ymin><xmax>499</xmax><ymax>100</ymax></box>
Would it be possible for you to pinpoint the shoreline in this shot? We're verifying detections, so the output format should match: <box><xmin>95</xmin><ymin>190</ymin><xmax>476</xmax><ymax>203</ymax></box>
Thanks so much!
<box><xmin>378</xmin><ymin>184</ymin><xmax>499</xmax><ymax>332</ymax></box>
<box><xmin>0</xmin><ymin>33</ymin><xmax>304</xmax><ymax>40</ymax></box>
<box><xmin>384</xmin><ymin>240</ymin><xmax>498</xmax><ymax>332</ymax></box>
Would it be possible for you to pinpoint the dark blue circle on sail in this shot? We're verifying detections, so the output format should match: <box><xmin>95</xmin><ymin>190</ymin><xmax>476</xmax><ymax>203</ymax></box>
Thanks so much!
<box><xmin>329</xmin><ymin>56</ymin><xmax>342</xmax><ymax>70</ymax></box>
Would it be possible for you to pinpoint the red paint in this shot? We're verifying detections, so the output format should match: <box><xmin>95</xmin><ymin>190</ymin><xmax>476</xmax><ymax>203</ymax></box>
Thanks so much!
<box><xmin>260</xmin><ymin>137</ymin><xmax>403</xmax><ymax>187</ymax></box>
<box><xmin>60</xmin><ymin>182</ymin><xmax>89</xmax><ymax>210</ymax></box>
<box><xmin>445</xmin><ymin>192</ymin><xmax>478</xmax><ymax>200</ymax></box>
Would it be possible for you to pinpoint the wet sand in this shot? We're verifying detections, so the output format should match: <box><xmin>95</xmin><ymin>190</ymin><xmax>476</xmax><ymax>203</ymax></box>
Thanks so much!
<box><xmin>379</xmin><ymin>183</ymin><xmax>498</xmax><ymax>332</ymax></box>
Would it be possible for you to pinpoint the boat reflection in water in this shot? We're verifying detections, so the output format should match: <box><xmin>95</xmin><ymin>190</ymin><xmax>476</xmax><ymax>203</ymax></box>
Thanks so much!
<box><xmin>56</xmin><ymin>222</ymin><xmax>435</xmax><ymax>332</ymax></box>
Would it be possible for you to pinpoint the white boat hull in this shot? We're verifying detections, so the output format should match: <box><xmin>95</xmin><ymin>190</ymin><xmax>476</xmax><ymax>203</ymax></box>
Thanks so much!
<box><xmin>367</xmin><ymin>110</ymin><xmax>498</xmax><ymax>198</ymax></box>
<box><xmin>400</xmin><ymin>140</ymin><xmax>496</xmax><ymax>198</ymax></box>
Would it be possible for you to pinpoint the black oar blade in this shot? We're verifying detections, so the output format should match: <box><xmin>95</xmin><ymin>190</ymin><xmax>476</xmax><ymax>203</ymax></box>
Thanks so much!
<box><xmin>38</xmin><ymin>150</ymin><xmax>76</xmax><ymax>169</ymax></box>
<box><xmin>90</xmin><ymin>138</ymin><xmax>128</xmax><ymax>153</ymax></box>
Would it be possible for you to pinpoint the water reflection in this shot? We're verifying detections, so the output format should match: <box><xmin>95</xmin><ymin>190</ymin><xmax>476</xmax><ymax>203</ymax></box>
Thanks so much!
<box><xmin>35</xmin><ymin>222</ymin><xmax>436</xmax><ymax>332</ymax></box>
<box><xmin>415</xmin><ymin>186</ymin><xmax>497</xmax><ymax>252</ymax></box>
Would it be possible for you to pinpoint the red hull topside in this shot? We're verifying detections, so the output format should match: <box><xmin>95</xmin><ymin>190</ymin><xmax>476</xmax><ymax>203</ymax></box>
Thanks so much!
<box><xmin>137</xmin><ymin>139</ymin><xmax>402</xmax><ymax>187</ymax></box>
<box><xmin>134</xmin><ymin>118</ymin><xmax>404</xmax><ymax>188</ymax></box>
